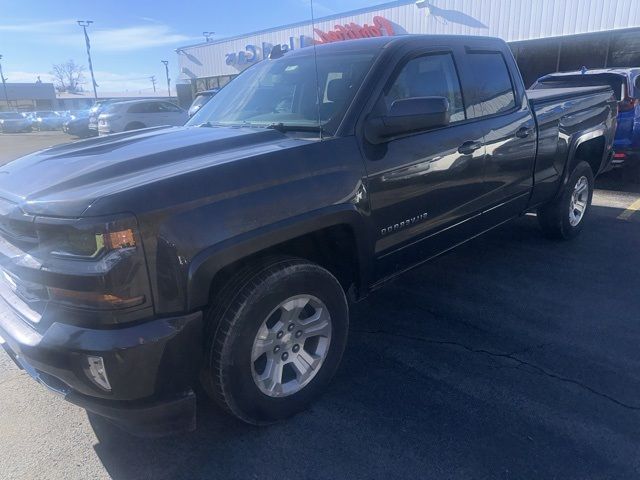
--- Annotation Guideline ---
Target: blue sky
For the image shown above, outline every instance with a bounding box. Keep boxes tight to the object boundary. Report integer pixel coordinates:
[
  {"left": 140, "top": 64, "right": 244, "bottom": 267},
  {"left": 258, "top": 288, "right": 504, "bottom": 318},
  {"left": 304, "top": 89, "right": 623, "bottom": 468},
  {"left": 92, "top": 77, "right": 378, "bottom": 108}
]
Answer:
[{"left": 0, "top": 0, "right": 376, "bottom": 93}]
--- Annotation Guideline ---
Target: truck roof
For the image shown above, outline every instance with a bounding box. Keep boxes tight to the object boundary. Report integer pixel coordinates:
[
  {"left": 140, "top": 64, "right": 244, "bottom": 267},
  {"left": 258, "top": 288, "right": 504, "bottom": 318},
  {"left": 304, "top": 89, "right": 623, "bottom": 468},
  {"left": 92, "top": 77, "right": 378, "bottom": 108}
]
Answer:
[{"left": 285, "top": 34, "right": 508, "bottom": 57}]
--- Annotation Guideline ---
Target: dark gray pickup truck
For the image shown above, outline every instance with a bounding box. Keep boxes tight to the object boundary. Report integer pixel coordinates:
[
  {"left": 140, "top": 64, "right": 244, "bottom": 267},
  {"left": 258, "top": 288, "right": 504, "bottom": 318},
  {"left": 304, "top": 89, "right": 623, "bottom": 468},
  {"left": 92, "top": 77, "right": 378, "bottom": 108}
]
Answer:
[{"left": 0, "top": 35, "right": 616, "bottom": 436}]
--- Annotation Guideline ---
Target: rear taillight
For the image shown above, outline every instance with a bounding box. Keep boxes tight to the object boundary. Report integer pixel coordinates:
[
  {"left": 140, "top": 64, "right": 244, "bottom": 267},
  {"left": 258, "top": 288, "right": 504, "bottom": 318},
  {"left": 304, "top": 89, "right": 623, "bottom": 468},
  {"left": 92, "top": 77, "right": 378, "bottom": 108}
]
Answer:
[{"left": 618, "top": 98, "right": 639, "bottom": 112}]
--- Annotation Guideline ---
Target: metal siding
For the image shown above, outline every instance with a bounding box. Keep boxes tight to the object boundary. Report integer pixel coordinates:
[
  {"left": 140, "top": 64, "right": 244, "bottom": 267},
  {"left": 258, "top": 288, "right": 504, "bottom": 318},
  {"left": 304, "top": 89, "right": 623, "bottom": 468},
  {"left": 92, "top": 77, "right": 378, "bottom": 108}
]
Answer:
[{"left": 178, "top": 0, "right": 640, "bottom": 79}]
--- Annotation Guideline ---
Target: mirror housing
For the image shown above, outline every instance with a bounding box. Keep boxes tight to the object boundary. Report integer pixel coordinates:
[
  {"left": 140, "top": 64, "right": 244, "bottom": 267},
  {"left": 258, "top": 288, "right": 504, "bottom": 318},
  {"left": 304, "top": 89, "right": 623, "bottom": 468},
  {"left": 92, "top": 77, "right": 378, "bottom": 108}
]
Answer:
[{"left": 365, "top": 96, "right": 451, "bottom": 144}]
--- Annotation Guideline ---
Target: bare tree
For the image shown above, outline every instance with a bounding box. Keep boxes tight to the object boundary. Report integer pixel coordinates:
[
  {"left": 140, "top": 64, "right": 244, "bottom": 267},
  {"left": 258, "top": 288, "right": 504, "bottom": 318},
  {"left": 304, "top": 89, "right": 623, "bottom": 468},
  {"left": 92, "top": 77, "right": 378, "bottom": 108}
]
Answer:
[{"left": 50, "top": 60, "right": 85, "bottom": 93}]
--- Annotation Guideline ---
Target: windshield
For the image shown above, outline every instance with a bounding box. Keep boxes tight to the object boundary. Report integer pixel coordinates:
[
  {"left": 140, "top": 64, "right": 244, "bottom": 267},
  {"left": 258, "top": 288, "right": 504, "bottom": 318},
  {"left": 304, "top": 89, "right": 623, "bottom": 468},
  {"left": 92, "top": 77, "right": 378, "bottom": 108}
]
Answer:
[
  {"left": 187, "top": 52, "right": 375, "bottom": 133},
  {"left": 534, "top": 74, "right": 627, "bottom": 100}
]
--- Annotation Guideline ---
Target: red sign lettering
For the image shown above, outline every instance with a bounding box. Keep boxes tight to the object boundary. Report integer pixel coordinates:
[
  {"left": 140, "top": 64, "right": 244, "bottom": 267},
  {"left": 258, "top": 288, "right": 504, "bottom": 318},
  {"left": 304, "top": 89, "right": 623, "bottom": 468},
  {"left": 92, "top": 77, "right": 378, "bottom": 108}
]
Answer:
[{"left": 313, "top": 16, "right": 395, "bottom": 44}]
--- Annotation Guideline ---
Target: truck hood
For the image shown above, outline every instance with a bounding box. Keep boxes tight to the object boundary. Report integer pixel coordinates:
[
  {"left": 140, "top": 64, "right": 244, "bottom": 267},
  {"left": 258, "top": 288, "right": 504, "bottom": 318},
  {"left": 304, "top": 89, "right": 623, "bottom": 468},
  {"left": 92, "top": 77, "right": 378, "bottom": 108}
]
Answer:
[{"left": 0, "top": 126, "right": 302, "bottom": 217}]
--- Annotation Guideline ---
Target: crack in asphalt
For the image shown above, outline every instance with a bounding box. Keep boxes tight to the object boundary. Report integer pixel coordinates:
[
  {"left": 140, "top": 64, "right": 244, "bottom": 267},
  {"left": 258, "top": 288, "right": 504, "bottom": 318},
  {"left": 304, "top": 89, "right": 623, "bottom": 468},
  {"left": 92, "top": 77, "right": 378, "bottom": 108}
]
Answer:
[{"left": 351, "top": 328, "right": 640, "bottom": 411}]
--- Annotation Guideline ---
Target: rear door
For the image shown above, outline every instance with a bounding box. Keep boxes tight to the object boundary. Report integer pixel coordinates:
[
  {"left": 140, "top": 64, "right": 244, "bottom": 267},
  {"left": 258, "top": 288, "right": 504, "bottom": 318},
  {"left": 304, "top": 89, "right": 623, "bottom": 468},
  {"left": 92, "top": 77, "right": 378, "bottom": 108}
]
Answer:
[
  {"left": 158, "top": 102, "right": 188, "bottom": 126},
  {"left": 458, "top": 47, "right": 536, "bottom": 216},
  {"left": 363, "top": 47, "right": 488, "bottom": 280}
]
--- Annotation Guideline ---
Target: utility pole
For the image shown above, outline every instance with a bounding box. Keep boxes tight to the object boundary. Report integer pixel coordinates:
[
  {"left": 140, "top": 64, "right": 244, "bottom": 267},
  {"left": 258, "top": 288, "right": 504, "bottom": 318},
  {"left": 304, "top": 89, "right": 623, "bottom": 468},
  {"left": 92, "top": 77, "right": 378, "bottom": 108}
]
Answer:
[
  {"left": 77, "top": 20, "right": 98, "bottom": 100},
  {"left": 161, "top": 60, "right": 171, "bottom": 99},
  {"left": 150, "top": 75, "right": 157, "bottom": 93},
  {"left": 203, "top": 31, "right": 215, "bottom": 42},
  {"left": 0, "top": 55, "right": 10, "bottom": 110}
]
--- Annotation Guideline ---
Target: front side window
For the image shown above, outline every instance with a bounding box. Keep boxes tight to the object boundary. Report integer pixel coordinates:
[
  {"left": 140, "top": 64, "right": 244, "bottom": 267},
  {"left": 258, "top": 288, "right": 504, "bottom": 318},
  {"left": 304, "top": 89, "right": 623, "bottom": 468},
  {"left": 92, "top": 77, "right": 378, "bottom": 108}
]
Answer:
[
  {"left": 158, "top": 103, "right": 182, "bottom": 112},
  {"left": 383, "top": 53, "right": 466, "bottom": 123},
  {"left": 465, "top": 52, "right": 516, "bottom": 118}
]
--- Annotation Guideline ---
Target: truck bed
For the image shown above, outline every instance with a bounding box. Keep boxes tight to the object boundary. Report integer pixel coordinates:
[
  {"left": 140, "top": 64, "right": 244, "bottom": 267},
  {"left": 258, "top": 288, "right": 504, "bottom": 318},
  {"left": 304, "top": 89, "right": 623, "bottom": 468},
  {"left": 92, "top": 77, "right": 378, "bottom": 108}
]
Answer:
[{"left": 526, "top": 85, "right": 613, "bottom": 106}]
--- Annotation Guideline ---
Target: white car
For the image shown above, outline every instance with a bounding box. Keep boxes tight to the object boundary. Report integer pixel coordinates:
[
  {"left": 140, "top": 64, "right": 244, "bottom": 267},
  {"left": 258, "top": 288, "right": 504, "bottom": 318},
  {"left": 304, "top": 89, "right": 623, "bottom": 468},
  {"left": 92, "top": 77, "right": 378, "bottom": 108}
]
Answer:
[{"left": 98, "top": 100, "right": 189, "bottom": 135}]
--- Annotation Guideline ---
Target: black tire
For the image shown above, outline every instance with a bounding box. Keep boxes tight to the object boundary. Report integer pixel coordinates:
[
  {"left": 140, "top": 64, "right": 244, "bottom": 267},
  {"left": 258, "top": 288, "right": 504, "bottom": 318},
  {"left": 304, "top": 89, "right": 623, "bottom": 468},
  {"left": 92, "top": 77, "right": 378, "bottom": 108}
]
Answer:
[
  {"left": 124, "top": 122, "right": 145, "bottom": 131},
  {"left": 200, "top": 256, "right": 348, "bottom": 424},
  {"left": 537, "top": 160, "right": 594, "bottom": 240}
]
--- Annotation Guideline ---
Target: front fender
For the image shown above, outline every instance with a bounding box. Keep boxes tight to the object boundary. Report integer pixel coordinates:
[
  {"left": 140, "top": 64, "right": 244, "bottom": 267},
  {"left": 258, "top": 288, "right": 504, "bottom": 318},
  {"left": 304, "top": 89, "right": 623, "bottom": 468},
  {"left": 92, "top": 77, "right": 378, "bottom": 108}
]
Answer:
[{"left": 186, "top": 204, "right": 372, "bottom": 310}]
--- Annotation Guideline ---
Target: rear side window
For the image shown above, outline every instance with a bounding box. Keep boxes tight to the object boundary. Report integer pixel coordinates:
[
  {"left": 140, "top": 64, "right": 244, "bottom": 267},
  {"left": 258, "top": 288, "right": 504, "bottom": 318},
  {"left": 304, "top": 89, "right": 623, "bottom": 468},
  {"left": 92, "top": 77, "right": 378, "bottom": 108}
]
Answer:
[
  {"left": 465, "top": 52, "right": 516, "bottom": 118},
  {"left": 384, "top": 53, "right": 466, "bottom": 123},
  {"left": 127, "top": 103, "right": 150, "bottom": 114}
]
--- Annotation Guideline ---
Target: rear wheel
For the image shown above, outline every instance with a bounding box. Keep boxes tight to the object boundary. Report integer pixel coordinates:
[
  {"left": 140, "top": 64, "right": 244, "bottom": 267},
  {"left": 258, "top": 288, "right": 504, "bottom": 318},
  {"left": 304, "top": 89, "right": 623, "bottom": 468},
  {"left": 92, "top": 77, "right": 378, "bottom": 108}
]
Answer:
[
  {"left": 537, "top": 161, "right": 594, "bottom": 240},
  {"left": 200, "top": 257, "right": 348, "bottom": 424}
]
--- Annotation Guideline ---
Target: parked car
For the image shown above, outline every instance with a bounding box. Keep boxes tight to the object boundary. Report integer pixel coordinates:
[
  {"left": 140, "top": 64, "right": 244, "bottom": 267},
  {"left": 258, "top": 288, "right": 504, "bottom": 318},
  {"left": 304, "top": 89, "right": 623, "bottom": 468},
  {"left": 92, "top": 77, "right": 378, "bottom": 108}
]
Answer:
[
  {"left": 532, "top": 68, "right": 639, "bottom": 176},
  {"left": 88, "top": 100, "right": 120, "bottom": 134},
  {"left": 32, "top": 111, "right": 66, "bottom": 131},
  {"left": 0, "top": 112, "right": 32, "bottom": 133},
  {"left": 98, "top": 99, "right": 189, "bottom": 135},
  {"left": 188, "top": 88, "right": 220, "bottom": 117},
  {"left": 62, "top": 110, "right": 92, "bottom": 138},
  {"left": 0, "top": 35, "right": 616, "bottom": 437}
]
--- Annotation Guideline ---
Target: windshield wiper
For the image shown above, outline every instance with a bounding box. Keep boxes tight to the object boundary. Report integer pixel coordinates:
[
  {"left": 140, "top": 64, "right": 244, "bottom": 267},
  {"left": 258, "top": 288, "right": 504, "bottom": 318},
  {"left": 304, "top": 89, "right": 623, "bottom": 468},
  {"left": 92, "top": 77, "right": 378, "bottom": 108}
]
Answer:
[
  {"left": 197, "top": 121, "right": 225, "bottom": 128},
  {"left": 265, "top": 123, "right": 322, "bottom": 133}
]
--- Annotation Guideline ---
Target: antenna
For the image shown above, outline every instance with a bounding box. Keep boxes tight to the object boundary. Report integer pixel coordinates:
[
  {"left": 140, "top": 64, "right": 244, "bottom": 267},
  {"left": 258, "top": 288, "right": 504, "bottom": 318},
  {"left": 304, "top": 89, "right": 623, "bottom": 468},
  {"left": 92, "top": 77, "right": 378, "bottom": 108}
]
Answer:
[{"left": 309, "top": 0, "right": 323, "bottom": 141}]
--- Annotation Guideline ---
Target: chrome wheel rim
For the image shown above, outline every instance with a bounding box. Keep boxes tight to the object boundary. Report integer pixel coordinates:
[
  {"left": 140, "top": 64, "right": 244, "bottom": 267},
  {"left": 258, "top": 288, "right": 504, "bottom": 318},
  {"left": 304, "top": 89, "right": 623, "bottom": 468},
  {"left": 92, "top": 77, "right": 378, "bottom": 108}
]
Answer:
[
  {"left": 251, "top": 294, "right": 332, "bottom": 398},
  {"left": 569, "top": 175, "right": 589, "bottom": 227}
]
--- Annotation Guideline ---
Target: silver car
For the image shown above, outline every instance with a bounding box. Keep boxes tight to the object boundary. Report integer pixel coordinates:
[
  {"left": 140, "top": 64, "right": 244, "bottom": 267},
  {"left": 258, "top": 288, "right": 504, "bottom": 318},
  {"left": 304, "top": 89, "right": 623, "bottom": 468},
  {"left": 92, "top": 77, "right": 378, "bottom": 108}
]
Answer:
[
  {"left": 0, "top": 112, "right": 32, "bottom": 133},
  {"left": 98, "top": 100, "right": 188, "bottom": 136}
]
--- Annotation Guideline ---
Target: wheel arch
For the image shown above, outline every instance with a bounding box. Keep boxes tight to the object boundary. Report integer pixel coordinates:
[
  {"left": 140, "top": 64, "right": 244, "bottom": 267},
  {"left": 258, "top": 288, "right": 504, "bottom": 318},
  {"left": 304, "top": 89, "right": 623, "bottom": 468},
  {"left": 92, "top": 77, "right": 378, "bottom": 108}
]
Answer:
[
  {"left": 186, "top": 205, "right": 372, "bottom": 311},
  {"left": 566, "top": 128, "right": 609, "bottom": 178}
]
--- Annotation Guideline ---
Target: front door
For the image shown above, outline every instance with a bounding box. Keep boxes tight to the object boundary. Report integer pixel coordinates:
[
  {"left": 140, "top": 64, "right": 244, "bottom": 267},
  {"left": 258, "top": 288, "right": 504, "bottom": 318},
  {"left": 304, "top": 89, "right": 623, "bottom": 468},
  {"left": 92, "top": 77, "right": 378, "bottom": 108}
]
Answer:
[{"left": 363, "top": 50, "right": 488, "bottom": 281}]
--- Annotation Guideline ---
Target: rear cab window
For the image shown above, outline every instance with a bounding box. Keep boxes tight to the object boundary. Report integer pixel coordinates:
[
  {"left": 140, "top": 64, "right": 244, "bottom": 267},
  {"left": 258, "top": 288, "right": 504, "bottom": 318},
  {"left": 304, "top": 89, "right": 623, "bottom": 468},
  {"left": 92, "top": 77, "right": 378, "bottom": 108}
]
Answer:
[{"left": 463, "top": 51, "right": 516, "bottom": 118}]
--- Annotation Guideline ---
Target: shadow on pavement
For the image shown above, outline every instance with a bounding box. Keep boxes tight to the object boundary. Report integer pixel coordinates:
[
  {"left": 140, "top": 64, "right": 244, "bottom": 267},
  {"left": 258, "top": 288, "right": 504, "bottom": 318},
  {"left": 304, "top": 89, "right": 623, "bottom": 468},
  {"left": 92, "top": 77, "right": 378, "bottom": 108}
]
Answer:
[
  {"left": 596, "top": 168, "right": 640, "bottom": 194},
  {"left": 90, "top": 210, "right": 640, "bottom": 480}
]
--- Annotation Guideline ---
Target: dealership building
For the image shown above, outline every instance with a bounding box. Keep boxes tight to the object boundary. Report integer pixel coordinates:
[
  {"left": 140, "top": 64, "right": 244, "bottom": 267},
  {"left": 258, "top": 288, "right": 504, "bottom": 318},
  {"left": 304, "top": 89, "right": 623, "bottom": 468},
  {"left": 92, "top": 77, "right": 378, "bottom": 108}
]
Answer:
[{"left": 176, "top": 0, "right": 640, "bottom": 92}]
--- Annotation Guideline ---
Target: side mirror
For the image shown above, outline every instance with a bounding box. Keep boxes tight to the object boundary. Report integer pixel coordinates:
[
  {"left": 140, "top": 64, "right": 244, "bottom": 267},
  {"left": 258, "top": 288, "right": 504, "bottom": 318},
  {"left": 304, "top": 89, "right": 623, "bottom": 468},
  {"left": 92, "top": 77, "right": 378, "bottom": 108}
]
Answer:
[{"left": 365, "top": 96, "right": 451, "bottom": 144}]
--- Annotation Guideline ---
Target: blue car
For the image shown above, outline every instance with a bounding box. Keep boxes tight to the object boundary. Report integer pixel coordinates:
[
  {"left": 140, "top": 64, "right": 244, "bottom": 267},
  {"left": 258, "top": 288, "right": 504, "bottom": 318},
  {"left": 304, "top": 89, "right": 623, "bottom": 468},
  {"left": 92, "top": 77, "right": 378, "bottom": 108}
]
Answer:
[{"left": 532, "top": 68, "right": 640, "bottom": 174}]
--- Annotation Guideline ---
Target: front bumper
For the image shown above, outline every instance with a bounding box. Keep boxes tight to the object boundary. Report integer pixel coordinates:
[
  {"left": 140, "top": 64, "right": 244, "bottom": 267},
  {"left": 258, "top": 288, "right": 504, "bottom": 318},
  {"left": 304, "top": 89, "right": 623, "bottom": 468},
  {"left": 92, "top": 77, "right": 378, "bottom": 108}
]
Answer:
[{"left": 0, "top": 305, "right": 203, "bottom": 437}]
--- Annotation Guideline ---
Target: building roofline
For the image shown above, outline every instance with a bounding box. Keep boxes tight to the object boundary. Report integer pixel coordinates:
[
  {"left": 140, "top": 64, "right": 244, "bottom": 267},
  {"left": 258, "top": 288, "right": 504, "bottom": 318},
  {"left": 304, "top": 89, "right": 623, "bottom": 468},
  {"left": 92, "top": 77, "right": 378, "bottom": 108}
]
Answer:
[{"left": 177, "top": 0, "right": 417, "bottom": 50}]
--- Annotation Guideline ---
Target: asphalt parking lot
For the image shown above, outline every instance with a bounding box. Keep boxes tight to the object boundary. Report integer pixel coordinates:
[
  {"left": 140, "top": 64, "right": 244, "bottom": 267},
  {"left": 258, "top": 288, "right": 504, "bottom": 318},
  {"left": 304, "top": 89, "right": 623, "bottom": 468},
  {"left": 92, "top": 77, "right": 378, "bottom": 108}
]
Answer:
[{"left": 1, "top": 132, "right": 640, "bottom": 479}]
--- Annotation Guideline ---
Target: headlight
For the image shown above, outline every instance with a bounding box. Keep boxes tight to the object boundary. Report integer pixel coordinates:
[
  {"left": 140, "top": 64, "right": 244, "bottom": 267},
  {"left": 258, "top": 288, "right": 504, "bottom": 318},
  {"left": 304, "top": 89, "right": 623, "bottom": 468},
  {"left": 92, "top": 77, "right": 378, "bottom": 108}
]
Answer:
[
  {"left": 47, "top": 228, "right": 136, "bottom": 259},
  {"left": 29, "top": 214, "right": 149, "bottom": 311},
  {"left": 35, "top": 215, "right": 137, "bottom": 260}
]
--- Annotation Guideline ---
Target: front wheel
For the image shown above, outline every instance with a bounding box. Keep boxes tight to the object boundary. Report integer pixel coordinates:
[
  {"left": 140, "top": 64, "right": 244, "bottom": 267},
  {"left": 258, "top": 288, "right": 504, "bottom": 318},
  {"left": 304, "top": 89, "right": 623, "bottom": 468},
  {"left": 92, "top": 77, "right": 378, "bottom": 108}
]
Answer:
[
  {"left": 201, "top": 257, "right": 348, "bottom": 424},
  {"left": 537, "top": 161, "right": 594, "bottom": 240}
]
